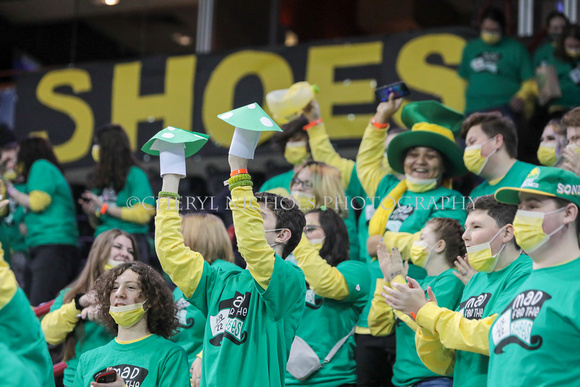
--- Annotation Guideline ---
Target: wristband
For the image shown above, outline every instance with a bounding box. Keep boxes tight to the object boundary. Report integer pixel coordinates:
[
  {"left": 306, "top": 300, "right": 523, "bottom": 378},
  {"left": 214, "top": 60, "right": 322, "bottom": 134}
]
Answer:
[
  {"left": 228, "top": 180, "right": 253, "bottom": 191},
  {"left": 371, "top": 118, "right": 389, "bottom": 129},
  {"left": 224, "top": 174, "right": 251, "bottom": 187},
  {"left": 73, "top": 293, "right": 85, "bottom": 311},
  {"left": 99, "top": 203, "right": 108, "bottom": 215},
  {"left": 410, "top": 312, "right": 417, "bottom": 320},
  {"left": 7, "top": 186, "right": 17, "bottom": 197},
  {"left": 230, "top": 169, "right": 249, "bottom": 177},
  {"left": 303, "top": 118, "right": 322, "bottom": 131},
  {"left": 158, "top": 191, "right": 181, "bottom": 200}
]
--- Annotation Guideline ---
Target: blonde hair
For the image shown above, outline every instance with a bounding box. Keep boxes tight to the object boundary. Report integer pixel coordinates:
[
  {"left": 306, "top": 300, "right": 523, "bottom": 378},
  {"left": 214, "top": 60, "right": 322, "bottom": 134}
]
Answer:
[
  {"left": 181, "top": 213, "right": 234, "bottom": 263},
  {"left": 294, "top": 161, "right": 348, "bottom": 217}
]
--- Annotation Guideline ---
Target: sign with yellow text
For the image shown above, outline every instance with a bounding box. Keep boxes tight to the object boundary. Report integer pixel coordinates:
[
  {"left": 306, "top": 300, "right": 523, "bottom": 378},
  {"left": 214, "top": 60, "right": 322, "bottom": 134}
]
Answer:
[{"left": 14, "top": 27, "right": 475, "bottom": 167}]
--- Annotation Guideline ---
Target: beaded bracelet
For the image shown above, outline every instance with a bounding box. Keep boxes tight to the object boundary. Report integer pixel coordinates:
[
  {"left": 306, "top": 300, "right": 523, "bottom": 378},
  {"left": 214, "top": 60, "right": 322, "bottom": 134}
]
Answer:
[
  {"left": 228, "top": 180, "right": 253, "bottom": 191},
  {"left": 158, "top": 191, "right": 181, "bottom": 200}
]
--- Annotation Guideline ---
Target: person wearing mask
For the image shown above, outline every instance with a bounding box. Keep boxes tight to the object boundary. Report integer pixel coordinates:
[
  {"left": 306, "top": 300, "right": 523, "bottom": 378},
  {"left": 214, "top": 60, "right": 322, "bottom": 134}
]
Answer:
[
  {"left": 368, "top": 217, "right": 466, "bottom": 387},
  {"left": 286, "top": 207, "right": 370, "bottom": 385},
  {"left": 561, "top": 107, "right": 580, "bottom": 176},
  {"left": 462, "top": 111, "right": 535, "bottom": 198},
  {"left": 155, "top": 149, "right": 307, "bottom": 386},
  {"left": 381, "top": 195, "right": 532, "bottom": 387},
  {"left": 458, "top": 6, "right": 536, "bottom": 121},
  {"left": 74, "top": 261, "right": 190, "bottom": 386},
  {"left": 532, "top": 11, "right": 570, "bottom": 68},
  {"left": 537, "top": 119, "right": 567, "bottom": 167},
  {"left": 0, "top": 238, "right": 55, "bottom": 386},
  {"left": 41, "top": 229, "right": 137, "bottom": 387},
  {"left": 487, "top": 167, "right": 580, "bottom": 385},
  {"left": 5, "top": 137, "right": 80, "bottom": 306},
  {"left": 544, "top": 24, "right": 580, "bottom": 115},
  {"left": 80, "top": 124, "right": 155, "bottom": 265}
]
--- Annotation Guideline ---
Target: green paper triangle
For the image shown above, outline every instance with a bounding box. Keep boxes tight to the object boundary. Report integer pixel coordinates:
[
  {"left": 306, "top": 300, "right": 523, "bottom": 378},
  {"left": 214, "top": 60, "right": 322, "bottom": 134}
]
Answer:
[
  {"left": 141, "top": 126, "right": 209, "bottom": 157},
  {"left": 217, "top": 103, "right": 282, "bottom": 132}
]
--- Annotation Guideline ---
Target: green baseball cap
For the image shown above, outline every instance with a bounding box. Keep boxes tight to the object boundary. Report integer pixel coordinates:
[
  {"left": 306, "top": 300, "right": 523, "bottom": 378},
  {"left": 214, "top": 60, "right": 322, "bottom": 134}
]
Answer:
[
  {"left": 495, "top": 166, "right": 580, "bottom": 208},
  {"left": 401, "top": 100, "right": 464, "bottom": 136}
]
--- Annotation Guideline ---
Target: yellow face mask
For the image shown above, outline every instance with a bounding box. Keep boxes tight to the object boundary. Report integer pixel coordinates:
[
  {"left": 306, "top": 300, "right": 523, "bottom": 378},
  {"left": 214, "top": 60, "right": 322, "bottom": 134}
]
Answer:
[
  {"left": 411, "top": 240, "right": 434, "bottom": 268},
  {"left": 536, "top": 142, "right": 558, "bottom": 166},
  {"left": 405, "top": 174, "right": 438, "bottom": 193},
  {"left": 466, "top": 227, "right": 505, "bottom": 273},
  {"left": 3, "top": 170, "right": 16, "bottom": 181},
  {"left": 91, "top": 144, "right": 100, "bottom": 163},
  {"left": 567, "top": 143, "right": 580, "bottom": 157},
  {"left": 104, "top": 259, "right": 123, "bottom": 271},
  {"left": 463, "top": 137, "right": 497, "bottom": 175},
  {"left": 109, "top": 300, "right": 147, "bottom": 328},
  {"left": 566, "top": 48, "right": 580, "bottom": 58},
  {"left": 291, "top": 191, "right": 316, "bottom": 213},
  {"left": 513, "top": 209, "right": 565, "bottom": 253},
  {"left": 481, "top": 31, "right": 502, "bottom": 45},
  {"left": 284, "top": 141, "right": 309, "bottom": 166}
]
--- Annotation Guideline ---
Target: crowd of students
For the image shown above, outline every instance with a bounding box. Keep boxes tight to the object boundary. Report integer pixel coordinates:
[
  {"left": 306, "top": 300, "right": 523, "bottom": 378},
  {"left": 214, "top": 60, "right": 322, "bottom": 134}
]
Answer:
[{"left": 1, "top": 6, "right": 580, "bottom": 386}]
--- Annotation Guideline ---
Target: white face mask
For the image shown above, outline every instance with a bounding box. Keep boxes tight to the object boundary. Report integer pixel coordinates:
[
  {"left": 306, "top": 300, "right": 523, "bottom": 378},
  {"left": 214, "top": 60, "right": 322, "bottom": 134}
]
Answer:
[{"left": 308, "top": 237, "right": 326, "bottom": 245}]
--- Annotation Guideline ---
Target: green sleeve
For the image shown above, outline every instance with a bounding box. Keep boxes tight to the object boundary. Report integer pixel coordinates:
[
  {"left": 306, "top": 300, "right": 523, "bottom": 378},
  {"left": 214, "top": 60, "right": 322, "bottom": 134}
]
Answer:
[
  {"left": 27, "top": 160, "right": 55, "bottom": 196},
  {"left": 125, "top": 167, "right": 155, "bottom": 208},
  {"left": 73, "top": 353, "right": 85, "bottom": 387},
  {"left": 159, "top": 347, "right": 190, "bottom": 387},
  {"left": 430, "top": 272, "right": 465, "bottom": 312},
  {"left": 338, "top": 260, "right": 371, "bottom": 304},
  {"left": 458, "top": 43, "right": 471, "bottom": 80}
]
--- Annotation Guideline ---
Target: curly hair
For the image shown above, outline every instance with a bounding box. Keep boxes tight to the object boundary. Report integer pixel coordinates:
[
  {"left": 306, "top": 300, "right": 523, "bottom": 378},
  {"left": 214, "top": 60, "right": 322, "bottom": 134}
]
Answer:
[
  {"left": 93, "top": 124, "right": 137, "bottom": 192},
  {"left": 92, "top": 262, "right": 179, "bottom": 339},
  {"left": 426, "top": 218, "right": 467, "bottom": 266}
]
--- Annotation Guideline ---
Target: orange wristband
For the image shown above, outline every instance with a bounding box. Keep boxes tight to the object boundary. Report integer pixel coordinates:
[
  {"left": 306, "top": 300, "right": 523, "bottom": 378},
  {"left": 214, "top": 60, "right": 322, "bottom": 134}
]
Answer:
[
  {"left": 371, "top": 118, "right": 389, "bottom": 129},
  {"left": 410, "top": 312, "right": 417, "bottom": 320},
  {"left": 303, "top": 119, "right": 322, "bottom": 131},
  {"left": 230, "top": 169, "right": 249, "bottom": 177},
  {"left": 100, "top": 203, "right": 108, "bottom": 215}
]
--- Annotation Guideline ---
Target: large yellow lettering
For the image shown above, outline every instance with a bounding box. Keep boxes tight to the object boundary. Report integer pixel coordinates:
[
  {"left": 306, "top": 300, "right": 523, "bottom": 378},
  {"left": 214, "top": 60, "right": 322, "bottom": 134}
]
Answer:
[
  {"left": 112, "top": 55, "right": 195, "bottom": 149},
  {"left": 203, "top": 51, "right": 293, "bottom": 147},
  {"left": 36, "top": 69, "right": 94, "bottom": 163},
  {"left": 306, "top": 42, "right": 383, "bottom": 138},
  {"left": 396, "top": 33, "right": 467, "bottom": 127}
]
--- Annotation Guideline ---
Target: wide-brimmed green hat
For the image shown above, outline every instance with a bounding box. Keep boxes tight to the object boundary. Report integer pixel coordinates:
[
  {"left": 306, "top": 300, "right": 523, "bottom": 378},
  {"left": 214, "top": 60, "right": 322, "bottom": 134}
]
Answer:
[
  {"left": 495, "top": 166, "right": 580, "bottom": 208},
  {"left": 387, "top": 101, "right": 467, "bottom": 178},
  {"left": 401, "top": 100, "right": 464, "bottom": 136}
]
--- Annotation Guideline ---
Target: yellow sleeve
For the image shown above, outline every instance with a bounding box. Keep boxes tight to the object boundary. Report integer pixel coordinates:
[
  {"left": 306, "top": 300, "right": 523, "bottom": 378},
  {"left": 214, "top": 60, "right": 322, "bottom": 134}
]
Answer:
[
  {"left": 120, "top": 206, "right": 155, "bottom": 225},
  {"left": 383, "top": 231, "right": 421, "bottom": 262},
  {"left": 415, "top": 301, "right": 497, "bottom": 355},
  {"left": 355, "top": 123, "right": 389, "bottom": 198},
  {"left": 292, "top": 233, "right": 349, "bottom": 300},
  {"left": 155, "top": 198, "right": 205, "bottom": 298},
  {"left": 29, "top": 190, "right": 52, "bottom": 212},
  {"left": 307, "top": 123, "right": 355, "bottom": 190},
  {"left": 41, "top": 301, "right": 80, "bottom": 345},
  {"left": 415, "top": 325, "right": 455, "bottom": 375},
  {"left": 515, "top": 78, "right": 539, "bottom": 100},
  {"left": 0, "top": 245, "right": 17, "bottom": 310},
  {"left": 368, "top": 278, "right": 395, "bottom": 336},
  {"left": 230, "top": 186, "right": 274, "bottom": 290}
]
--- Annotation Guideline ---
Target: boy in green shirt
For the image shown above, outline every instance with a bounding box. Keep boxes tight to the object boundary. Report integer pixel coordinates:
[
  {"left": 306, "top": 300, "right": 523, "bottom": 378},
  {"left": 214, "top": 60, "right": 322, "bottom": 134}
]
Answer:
[{"left": 489, "top": 167, "right": 580, "bottom": 385}]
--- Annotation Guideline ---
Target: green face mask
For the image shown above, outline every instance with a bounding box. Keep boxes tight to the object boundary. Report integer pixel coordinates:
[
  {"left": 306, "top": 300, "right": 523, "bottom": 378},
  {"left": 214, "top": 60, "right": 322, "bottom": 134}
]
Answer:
[
  {"left": 109, "top": 300, "right": 147, "bottom": 328},
  {"left": 284, "top": 141, "right": 309, "bottom": 165}
]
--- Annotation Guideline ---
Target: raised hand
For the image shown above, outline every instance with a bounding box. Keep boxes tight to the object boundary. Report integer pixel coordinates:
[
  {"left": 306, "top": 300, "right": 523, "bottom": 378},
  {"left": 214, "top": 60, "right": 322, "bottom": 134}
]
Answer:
[{"left": 453, "top": 254, "right": 477, "bottom": 285}]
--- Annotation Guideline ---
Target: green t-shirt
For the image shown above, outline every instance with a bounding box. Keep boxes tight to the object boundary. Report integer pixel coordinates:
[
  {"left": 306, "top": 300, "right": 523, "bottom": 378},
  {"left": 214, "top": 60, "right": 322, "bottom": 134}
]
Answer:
[
  {"left": 458, "top": 37, "right": 534, "bottom": 113},
  {"left": 259, "top": 169, "right": 295, "bottom": 195},
  {"left": 285, "top": 260, "right": 371, "bottom": 386},
  {"left": 488, "top": 257, "right": 580, "bottom": 386},
  {"left": 546, "top": 55, "right": 580, "bottom": 109},
  {"left": 533, "top": 42, "right": 555, "bottom": 68},
  {"left": 393, "top": 269, "right": 464, "bottom": 386},
  {"left": 50, "top": 288, "right": 114, "bottom": 387},
  {"left": 0, "top": 342, "right": 42, "bottom": 385},
  {"left": 469, "top": 160, "right": 536, "bottom": 199},
  {"left": 25, "top": 159, "right": 78, "bottom": 247},
  {"left": 94, "top": 166, "right": 154, "bottom": 236},
  {"left": 0, "top": 287, "right": 55, "bottom": 386},
  {"left": 357, "top": 258, "right": 426, "bottom": 330},
  {"left": 375, "top": 175, "right": 467, "bottom": 233},
  {"left": 453, "top": 255, "right": 532, "bottom": 387},
  {"left": 74, "top": 334, "right": 189, "bottom": 387},
  {"left": 189, "top": 254, "right": 306, "bottom": 387}
]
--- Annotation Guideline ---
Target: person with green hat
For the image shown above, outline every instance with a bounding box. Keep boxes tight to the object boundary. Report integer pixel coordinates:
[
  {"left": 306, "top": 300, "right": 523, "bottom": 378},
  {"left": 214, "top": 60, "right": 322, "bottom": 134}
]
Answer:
[
  {"left": 357, "top": 97, "right": 468, "bottom": 262},
  {"left": 380, "top": 194, "right": 532, "bottom": 387},
  {"left": 487, "top": 166, "right": 580, "bottom": 385},
  {"left": 462, "top": 111, "right": 535, "bottom": 198}
]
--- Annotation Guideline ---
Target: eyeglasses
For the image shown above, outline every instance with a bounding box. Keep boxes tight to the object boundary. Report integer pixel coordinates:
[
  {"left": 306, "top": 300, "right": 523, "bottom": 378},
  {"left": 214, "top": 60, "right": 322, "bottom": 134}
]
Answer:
[
  {"left": 304, "top": 225, "right": 322, "bottom": 233},
  {"left": 291, "top": 177, "right": 313, "bottom": 189}
]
